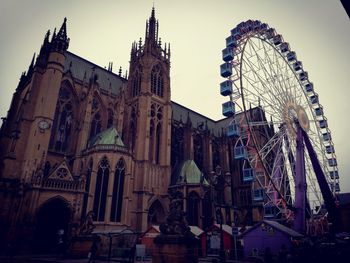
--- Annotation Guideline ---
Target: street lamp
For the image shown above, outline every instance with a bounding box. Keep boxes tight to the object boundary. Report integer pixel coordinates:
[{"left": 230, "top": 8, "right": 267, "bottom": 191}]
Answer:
[{"left": 209, "top": 165, "right": 231, "bottom": 263}]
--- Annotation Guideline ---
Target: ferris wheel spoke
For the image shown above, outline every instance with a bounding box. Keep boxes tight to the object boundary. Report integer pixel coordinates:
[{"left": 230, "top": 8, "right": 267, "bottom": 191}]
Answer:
[
  {"left": 247, "top": 39, "right": 288, "bottom": 109},
  {"left": 260, "top": 42, "right": 294, "bottom": 107},
  {"left": 244, "top": 38, "right": 286, "bottom": 104},
  {"left": 241, "top": 56, "right": 286, "bottom": 118},
  {"left": 273, "top": 50, "right": 301, "bottom": 104}
]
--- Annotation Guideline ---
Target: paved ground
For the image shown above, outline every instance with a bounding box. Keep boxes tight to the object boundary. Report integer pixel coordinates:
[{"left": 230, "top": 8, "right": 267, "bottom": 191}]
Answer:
[{"left": 0, "top": 255, "right": 241, "bottom": 263}]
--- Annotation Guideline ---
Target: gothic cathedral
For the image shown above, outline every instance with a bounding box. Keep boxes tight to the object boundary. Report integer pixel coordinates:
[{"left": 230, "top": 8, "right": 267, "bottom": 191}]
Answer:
[{"left": 0, "top": 8, "right": 263, "bottom": 249}]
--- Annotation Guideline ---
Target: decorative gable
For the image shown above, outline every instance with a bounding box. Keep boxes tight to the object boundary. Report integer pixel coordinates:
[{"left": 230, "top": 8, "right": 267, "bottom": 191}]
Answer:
[{"left": 48, "top": 161, "right": 74, "bottom": 181}]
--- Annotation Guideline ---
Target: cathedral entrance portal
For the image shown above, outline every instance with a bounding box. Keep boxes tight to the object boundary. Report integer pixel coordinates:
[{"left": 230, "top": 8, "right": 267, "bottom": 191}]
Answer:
[
  {"left": 34, "top": 197, "right": 71, "bottom": 252},
  {"left": 148, "top": 200, "right": 165, "bottom": 226}
]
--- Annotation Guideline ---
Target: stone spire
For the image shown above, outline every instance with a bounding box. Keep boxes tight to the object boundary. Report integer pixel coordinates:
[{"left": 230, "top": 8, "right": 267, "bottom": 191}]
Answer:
[{"left": 51, "top": 18, "right": 70, "bottom": 52}]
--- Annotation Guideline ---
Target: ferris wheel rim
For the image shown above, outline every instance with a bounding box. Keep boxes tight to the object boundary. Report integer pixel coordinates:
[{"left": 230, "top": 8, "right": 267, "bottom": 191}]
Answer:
[{"left": 221, "top": 20, "right": 340, "bottom": 217}]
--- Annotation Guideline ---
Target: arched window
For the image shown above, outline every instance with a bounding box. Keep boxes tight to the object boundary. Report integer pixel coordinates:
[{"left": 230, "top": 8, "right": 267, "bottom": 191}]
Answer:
[
  {"left": 129, "top": 105, "right": 137, "bottom": 152},
  {"left": 49, "top": 86, "right": 74, "bottom": 153},
  {"left": 110, "top": 159, "right": 125, "bottom": 222},
  {"left": 93, "top": 157, "right": 109, "bottom": 221},
  {"left": 156, "top": 123, "right": 161, "bottom": 164},
  {"left": 194, "top": 133, "right": 203, "bottom": 171},
  {"left": 151, "top": 65, "right": 164, "bottom": 97},
  {"left": 149, "top": 103, "right": 163, "bottom": 164},
  {"left": 131, "top": 69, "right": 142, "bottom": 98},
  {"left": 81, "top": 159, "right": 93, "bottom": 220},
  {"left": 149, "top": 120, "right": 155, "bottom": 161},
  {"left": 171, "top": 124, "right": 184, "bottom": 167},
  {"left": 187, "top": 191, "right": 200, "bottom": 226},
  {"left": 89, "top": 97, "right": 102, "bottom": 139},
  {"left": 202, "top": 191, "right": 212, "bottom": 229},
  {"left": 107, "top": 108, "right": 114, "bottom": 128},
  {"left": 212, "top": 138, "right": 221, "bottom": 169},
  {"left": 148, "top": 200, "right": 165, "bottom": 225},
  {"left": 43, "top": 161, "right": 51, "bottom": 177}
]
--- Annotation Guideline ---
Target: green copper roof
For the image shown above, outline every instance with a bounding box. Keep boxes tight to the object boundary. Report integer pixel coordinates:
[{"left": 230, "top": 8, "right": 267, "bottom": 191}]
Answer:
[
  {"left": 171, "top": 160, "right": 209, "bottom": 186},
  {"left": 88, "top": 128, "right": 125, "bottom": 148}
]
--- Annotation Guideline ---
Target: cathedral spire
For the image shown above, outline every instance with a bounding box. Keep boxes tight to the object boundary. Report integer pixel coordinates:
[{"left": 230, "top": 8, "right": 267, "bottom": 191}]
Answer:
[
  {"left": 37, "top": 30, "right": 51, "bottom": 68},
  {"left": 145, "top": 7, "right": 158, "bottom": 45},
  {"left": 51, "top": 18, "right": 70, "bottom": 52},
  {"left": 27, "top": 53, "right": 36, "bottom": 77}
]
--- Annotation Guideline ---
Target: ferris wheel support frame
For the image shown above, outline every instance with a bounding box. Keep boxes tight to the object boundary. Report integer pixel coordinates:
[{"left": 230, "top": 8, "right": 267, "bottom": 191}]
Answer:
[{"left": 302, "top": 126, "right": 341, "bottom": 233}]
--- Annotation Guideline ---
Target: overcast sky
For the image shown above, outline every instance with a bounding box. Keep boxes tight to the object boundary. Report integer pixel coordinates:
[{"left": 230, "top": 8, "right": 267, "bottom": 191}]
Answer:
[{"left": 0, "top": 0, "right": 349, "bottom": 192}]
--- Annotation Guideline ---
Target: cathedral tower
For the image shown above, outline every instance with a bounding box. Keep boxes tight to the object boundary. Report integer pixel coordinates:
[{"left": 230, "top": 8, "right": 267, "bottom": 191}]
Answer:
[{"left": 124, "top": 8, "right": 172, "bottom": 231}]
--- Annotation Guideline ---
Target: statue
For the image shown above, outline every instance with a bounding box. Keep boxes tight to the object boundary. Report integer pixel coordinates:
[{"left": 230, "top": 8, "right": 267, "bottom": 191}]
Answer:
[
  {"left": 79, "top": 211, "right": 95, "bottom": 235},
  {"left": 159, "top": 190, "right": 192, "bottom": 236}
]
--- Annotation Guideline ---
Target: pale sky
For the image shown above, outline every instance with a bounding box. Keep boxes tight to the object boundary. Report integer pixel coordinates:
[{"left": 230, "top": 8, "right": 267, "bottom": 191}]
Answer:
[{"left": 0, "top": 0, "right": 349, "bottom": 192}]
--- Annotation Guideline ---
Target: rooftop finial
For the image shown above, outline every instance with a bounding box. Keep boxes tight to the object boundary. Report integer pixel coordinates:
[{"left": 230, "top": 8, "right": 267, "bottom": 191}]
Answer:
[
  {"left": 51, "top": 17, "right": 69, "bottom": 52},
  {"left": 151, "top": 6, "right": 155, "bottom": 19}
]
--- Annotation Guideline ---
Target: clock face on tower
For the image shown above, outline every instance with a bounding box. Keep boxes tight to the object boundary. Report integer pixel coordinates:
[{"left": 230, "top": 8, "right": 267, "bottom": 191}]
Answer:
[{"left": 38, "top": 120, "right": 50, "bottom": 130}]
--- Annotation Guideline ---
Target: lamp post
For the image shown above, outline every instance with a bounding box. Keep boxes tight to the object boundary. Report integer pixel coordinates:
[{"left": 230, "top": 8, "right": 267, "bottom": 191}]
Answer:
[{"left": 209, "top": 165, "right": 231, "bottom": 263}]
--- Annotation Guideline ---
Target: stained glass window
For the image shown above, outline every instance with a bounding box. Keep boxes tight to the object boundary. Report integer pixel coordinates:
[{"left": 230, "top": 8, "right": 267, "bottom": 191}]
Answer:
[
  {"left": 93, "top": 157, "right": 109, "bottom": 221},
  {"left": 110, "top": 159, "right": 125, "bottom": 222},
  {"left": 49, "top": 86, "right": 74, "bottom": 153}
]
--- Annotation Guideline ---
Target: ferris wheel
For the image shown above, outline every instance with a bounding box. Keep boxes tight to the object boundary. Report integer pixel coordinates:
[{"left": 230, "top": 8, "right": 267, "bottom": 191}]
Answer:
[{"left": 219, "top": 20, "right": 340, "bottom": 230}]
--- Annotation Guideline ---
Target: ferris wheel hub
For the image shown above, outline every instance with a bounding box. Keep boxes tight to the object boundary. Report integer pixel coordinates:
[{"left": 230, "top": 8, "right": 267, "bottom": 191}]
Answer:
[{"left": 283, "top": 101, "right": 310, "bottom": 136}]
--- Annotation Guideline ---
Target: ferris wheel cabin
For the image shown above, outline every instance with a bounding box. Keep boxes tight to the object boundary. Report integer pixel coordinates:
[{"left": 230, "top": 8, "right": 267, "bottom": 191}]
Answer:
[
  {"left": 328, "top": 157, "right": 337, "bottom": 167},
  {"left": 315, "top": 106, "right": 323, "bottom": 116},
  {"left": 265, "top": 28, "right": 276, "bottom": 39},
  {"left": 326, "top": 145, "right": 334, "bottom": 154},
  {"left": 319, "top": 119, "right": 328, "bottom": 129},
  {"left": 305, "top": 82, "right": 314, "bottom": 93},
  {"left": 330, "top": 170, "right": 339, "bottom": 179},
  {"left": 293, "top": 61, "right": 303, "bottom": 72},
  {"left": 222, "top": 47, "right": 234, "bottom": 62},
  {"left": 323, "top": 132, "right": 331, "bottom": 141},
  {"left": 226, "top": 35, "right": 238, "bottom": 48},
  {"left": 243, "top": 168, "right": 254, "bottom": 182},
  {"left": 253, "top": 189, "right": 264, "bottom": 202},
  {"left": 287, "top": 51, "right": 296, "bottom": 62},
  {"left": 310, "top": 94, "right": 319, "bottom": 104},
  {"left": 273, "top": 34, "right": 282, "bottom": 46},
  {"left": 220, "top": 62, "right": 232, "bottom": 78},
  {"left": 222, "top": 101, "right": 235, "bottom": 117},
  {"left": 330, "top": 182, "right": 340, "bottom": 192},
  {"left": 220, "top": 80, "right": 233, "bottom": 96},
  {"left": 227, "top": 123, "right": 240, "bottom": 138},
  {"left": 234, "top": 145, "right": 247, "bottom": 160},
  {"left": 299, "top": 71, "right": 308, "bottom": 82},
  {"left": 279, "top": 42, "right": 290, "bottom": 53}
]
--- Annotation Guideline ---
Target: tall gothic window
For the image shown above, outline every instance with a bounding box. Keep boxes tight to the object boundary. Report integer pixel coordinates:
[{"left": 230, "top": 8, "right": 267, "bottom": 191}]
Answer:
[
  {"left": 149, "top": 120, "right": 155, "bottom": 161},
  {"left": 202, "top": 191, "right": 212, "bottom": 229},
  {"left": 81, "top": 159, "right": 93, "bottom": 220},
  {"left": 151, "top": 65, "right": 164, "bottom": 97},
  {"left": 131, "top": 69, "right": 142, "bottom": 98},
  {"left": 149, "top": 103, "right": 162, "bottom": 164},
  {"left": 187, "top": 191, "right": 200, "bottom": 226},
  {"left": 49, "top": 85, "right": 74, "bottom": 153},
  {"left": 89, "top": 97, "right": 102, "bottom": 139},
  {"left": 129, "top": 105, "right": 137, "bottom": 152},
  {"left": 110, "top": 159, "right": 125, "bottom": 222},
  {"left": 156, "top": 123, "right": 161, "bottom": 164},
  {"left": 212, "top": 138, "right": 221, "bottom": 170},
  {"left": 171, "top": 124, "right": 184, "bottom": 167},
  {"left": 107, "top": 108, "right": 114, "bottom": 128},
  {"left": 93, "top": 157, "right": 109, "bottom": 221},
  {"left": 194, "top": 133, "right": 203, "bottom": 171}
]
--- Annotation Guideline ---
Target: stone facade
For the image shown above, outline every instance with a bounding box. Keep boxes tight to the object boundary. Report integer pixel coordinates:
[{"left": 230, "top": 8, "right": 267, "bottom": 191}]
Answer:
[{"left": 0, "top": 8, "right": 267, "bottom": 250}]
